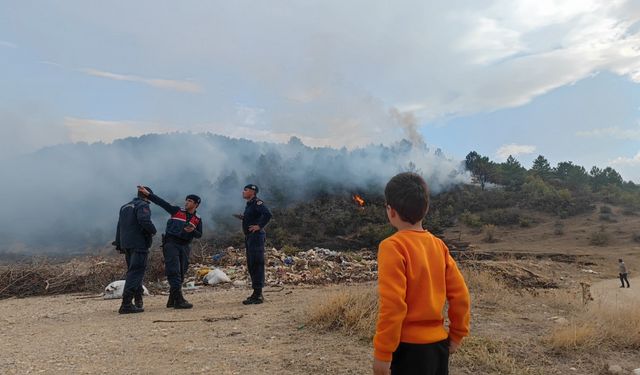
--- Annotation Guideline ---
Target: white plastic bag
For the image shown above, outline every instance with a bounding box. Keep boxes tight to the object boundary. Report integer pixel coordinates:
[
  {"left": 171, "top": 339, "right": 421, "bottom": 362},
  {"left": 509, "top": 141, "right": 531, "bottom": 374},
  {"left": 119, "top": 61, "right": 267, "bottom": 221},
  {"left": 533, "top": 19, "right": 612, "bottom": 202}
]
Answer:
[
  {"left": 103, "top": 280, "right": 149, "bottom": 299},
  {"left": 203, "top": 268, "right": 231, "bottom": 285}
]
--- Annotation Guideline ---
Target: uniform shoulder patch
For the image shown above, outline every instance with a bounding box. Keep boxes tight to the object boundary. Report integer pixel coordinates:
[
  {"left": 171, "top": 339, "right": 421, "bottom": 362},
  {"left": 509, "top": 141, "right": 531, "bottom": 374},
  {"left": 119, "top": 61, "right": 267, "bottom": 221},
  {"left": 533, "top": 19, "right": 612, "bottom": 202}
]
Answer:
[{"left": 257, "top": 200, "right": 263, "bottom": 205}]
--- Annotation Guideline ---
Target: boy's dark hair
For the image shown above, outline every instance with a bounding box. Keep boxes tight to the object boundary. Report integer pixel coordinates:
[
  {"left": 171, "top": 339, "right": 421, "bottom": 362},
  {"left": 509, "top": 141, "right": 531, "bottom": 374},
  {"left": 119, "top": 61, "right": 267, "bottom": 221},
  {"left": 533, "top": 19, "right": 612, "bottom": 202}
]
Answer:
[{"left": 384, "top": 172, "right": 430, "bottom": 224}]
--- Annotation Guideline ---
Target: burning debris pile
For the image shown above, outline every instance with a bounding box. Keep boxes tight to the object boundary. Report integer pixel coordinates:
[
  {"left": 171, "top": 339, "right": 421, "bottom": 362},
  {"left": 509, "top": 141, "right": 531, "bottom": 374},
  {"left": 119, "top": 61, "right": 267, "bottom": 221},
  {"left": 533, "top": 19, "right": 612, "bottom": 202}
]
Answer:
[{"left": 191, "top": 247, "right": 378, "bottom": 286}]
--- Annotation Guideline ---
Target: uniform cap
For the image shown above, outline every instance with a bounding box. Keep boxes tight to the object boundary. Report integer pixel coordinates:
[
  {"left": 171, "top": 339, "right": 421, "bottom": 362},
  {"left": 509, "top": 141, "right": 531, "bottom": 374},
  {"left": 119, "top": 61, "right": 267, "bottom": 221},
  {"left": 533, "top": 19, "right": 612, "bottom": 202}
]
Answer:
[
  {"left": 186, "top": 194, "right": 201, "bottom": 205},
  {"left": 244, "top": 184, "right": 259, "bottom": 193}
]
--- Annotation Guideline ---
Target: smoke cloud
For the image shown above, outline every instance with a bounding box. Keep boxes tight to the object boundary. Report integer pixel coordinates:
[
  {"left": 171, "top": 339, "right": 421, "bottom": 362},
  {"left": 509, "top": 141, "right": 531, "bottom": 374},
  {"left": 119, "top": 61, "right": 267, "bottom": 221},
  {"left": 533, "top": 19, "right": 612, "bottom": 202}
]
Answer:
[{"left": 0, "top": 134, "right": 468, "bottom": 254}]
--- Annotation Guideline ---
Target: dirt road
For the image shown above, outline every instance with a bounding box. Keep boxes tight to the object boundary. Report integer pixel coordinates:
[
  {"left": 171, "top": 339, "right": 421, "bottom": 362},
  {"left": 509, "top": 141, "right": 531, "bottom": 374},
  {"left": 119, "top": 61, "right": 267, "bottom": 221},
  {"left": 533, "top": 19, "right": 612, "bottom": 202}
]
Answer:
[
  {"left": 0, "top": 285, "right": 371, "bottom": 375},
  {"left": 591, "top": 276, "right": 639, "bottom": 308}
]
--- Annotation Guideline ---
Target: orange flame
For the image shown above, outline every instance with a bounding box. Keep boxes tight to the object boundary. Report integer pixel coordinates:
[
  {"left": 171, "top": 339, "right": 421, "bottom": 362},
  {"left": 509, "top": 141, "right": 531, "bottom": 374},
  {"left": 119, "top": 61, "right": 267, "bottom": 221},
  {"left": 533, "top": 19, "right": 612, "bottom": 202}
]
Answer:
[{"left": 353, "top": 194, "right": 365, "bottom": 207}]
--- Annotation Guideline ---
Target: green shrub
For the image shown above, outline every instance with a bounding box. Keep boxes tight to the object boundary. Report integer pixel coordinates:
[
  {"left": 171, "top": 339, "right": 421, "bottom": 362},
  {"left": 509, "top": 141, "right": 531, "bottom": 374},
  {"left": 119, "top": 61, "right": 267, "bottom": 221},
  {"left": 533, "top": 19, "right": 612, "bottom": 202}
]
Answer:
[
  {"left": 519, "top": 217, "right": 532, "bottom": 228},
  {"left": 479, "top": 208, "right": 521, "bottom": 226},
  {"left": 589, "top": 226, "right": 611, "bottom": 246},
  {"left": 460, "top": 210, "right": 483, "bottom": 228},
  {"left": 358, "top": 224, "right": 395, "bottom": 247},
  {"left": 599, "top": 205, "right": 612, "bottom": 214}
]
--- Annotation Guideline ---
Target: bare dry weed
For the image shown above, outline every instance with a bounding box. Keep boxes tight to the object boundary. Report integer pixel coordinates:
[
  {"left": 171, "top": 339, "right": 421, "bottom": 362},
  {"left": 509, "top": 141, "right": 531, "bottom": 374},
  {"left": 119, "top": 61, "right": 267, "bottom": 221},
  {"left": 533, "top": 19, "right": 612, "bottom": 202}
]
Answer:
[{"left": 549, "top": 302, "right": 640, "bottom": 351}]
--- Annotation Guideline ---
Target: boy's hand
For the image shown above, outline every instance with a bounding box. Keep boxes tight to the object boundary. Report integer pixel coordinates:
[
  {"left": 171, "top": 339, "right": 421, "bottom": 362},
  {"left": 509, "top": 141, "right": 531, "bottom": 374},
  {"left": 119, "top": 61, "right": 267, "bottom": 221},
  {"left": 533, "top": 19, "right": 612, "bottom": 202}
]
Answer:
[
  {"left": 449, "top": 339, "right": 460, "bottom": 354},
  {"left": 372, "top": 358, "right": 390, "bottom": 375}
]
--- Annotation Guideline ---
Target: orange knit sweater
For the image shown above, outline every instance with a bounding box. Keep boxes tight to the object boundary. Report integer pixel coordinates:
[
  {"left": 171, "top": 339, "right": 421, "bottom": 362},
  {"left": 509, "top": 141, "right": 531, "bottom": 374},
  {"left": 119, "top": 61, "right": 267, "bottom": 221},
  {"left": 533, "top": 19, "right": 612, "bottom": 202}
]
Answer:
[{"left": 373, "top": 230, "right": 470, "bottom": 362}]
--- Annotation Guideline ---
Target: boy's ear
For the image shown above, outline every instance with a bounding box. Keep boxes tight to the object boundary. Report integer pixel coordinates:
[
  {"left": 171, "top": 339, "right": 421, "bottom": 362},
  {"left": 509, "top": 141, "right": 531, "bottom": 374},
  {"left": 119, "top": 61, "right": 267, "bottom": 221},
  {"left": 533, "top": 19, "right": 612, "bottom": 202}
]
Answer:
[{"left": 387, "top": 206, "right": 397, "bottom": 218}]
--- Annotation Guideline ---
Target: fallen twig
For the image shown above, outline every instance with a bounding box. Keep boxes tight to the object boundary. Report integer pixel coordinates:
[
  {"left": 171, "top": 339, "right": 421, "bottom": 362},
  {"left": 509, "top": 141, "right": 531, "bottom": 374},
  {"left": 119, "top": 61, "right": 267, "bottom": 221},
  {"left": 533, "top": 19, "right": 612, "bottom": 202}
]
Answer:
[{"left": 153, "top": 314, "right": 244, "bottom": 324}]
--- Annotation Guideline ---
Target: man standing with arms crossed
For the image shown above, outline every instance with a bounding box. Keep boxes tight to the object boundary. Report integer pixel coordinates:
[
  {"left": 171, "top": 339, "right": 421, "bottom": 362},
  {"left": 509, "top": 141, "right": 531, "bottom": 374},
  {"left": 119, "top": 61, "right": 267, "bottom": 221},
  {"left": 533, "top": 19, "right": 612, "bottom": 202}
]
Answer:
[
  {"left": 234, "top": 184, "right": 272, "bottom": 305},
  {"left": 138, "top": 186, "right": 203, "bottom": 309},
  {"left": 114, "top": 186, "right": 157, "bottom": 314}
]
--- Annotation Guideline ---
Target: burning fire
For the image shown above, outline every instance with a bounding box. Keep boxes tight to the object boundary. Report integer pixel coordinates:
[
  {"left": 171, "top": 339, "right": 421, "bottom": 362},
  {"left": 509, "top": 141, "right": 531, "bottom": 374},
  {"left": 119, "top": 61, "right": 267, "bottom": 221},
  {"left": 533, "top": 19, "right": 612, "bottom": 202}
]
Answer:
[{"left": 353, "top": 194, "right": 365, "bottom": 207}]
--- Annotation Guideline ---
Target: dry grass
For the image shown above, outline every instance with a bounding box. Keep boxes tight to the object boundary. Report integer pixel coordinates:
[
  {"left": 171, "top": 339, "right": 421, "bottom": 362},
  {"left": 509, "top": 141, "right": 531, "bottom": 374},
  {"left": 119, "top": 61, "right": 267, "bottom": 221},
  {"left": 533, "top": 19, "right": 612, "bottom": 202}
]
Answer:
[
  {"left": 305, "top": 286, "right": 378, "bottom": 339},
  {"left": 452, "top": 336, "right": 543, "bottom": 375},
  {"left": 549, "top": 302, "right": 640, "bottom": 352},
  {"left": 482, "top": 224, "right": 498, "bottom": 243}
]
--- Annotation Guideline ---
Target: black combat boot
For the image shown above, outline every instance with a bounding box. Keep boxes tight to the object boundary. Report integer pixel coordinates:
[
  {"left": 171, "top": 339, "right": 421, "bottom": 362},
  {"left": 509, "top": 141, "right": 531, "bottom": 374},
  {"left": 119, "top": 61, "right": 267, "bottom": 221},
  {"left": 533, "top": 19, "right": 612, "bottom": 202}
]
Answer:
[
  {"left": 174, "top": 289, "right": 193, "bottom": 309},
  {"left": 242, "top": 288, "right": 263, "bottom": 305},
  {"left": 119, "top": 291, "right": 144, "bottom": 314},
  {"left": 166, "top": 289, "right": 177, "bottom": 308},
  {"left": 134, "top": 288, "right": 144, "bottom": 309}
]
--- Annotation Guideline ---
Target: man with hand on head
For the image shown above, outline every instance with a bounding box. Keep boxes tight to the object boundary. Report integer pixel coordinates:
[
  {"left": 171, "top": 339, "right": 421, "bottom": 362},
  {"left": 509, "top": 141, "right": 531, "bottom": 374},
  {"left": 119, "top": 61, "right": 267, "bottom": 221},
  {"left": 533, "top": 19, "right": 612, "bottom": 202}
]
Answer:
[
  {"left": 114, "top": 186, "right": 157, "bottom": 314},
  {"left": 234, "top": 184, "right": 272, "bottom": 305},
  {"left": 137, "top": 186, "right": 203, "bottom": 309}
]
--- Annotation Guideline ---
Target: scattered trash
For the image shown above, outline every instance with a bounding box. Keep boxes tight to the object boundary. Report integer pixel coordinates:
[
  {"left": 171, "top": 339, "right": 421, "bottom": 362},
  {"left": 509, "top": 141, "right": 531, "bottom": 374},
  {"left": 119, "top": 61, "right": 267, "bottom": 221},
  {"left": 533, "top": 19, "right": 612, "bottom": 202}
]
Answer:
[{"left": 189, "top": 246, "right": 377, "bottom": 287}]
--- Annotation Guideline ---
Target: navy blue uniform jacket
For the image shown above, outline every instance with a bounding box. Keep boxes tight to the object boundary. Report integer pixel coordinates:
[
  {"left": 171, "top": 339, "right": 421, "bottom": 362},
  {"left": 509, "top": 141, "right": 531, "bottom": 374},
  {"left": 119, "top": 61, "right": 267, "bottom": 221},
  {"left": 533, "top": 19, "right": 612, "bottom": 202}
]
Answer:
[
  {"left": 115, "top": 198, "right": 157, "bottom": 250},
  {"left": 242, "top": 197, "right": 272, "bottom": 235}
]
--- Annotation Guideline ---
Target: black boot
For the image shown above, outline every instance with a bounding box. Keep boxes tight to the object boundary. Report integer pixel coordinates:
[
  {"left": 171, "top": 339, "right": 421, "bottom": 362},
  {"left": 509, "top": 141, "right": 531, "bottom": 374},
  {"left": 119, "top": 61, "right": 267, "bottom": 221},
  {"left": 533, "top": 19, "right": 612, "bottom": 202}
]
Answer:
[
  {"left": 119, "top": 292, "right": 144, "bottom": 314},
  {"left": 242, "top": 288, "right": 264, "bottom": 305},
  {"left": 134, "top": 289, "right": 144, "bottom": 309},
  {"left": 174, "top": 289, "right": 193, "bottom": 309},
  {"left": 166, "top": 289, "right": 177, "bottom": 308}
]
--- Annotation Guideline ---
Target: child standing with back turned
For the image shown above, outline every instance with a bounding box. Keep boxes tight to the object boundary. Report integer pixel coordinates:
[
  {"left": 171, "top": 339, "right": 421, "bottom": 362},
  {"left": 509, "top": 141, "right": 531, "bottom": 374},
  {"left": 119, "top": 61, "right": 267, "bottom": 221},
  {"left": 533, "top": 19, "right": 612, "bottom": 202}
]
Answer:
[{"left": 373, "top": 172, "right": 470, "bottom": 375}]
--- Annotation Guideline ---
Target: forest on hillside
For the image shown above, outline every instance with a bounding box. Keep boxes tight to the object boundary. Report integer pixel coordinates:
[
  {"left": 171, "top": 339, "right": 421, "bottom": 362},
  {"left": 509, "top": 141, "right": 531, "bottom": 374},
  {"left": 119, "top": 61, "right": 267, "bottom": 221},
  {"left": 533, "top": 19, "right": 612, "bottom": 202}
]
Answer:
[{"left": 215, "top": 150, "right": 640, "bottom": 251}]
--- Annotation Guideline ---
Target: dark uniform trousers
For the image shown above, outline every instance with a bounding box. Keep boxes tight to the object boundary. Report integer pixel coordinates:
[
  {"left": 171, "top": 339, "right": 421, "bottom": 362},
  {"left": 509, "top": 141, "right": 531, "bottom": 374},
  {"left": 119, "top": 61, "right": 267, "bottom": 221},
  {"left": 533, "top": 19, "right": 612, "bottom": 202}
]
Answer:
[
  {"left": 245, "top": 231, "right": 266, "bottom": 289},
  {"left": 164, "top": 241, "right": 191, "bottom": 290},
  {"left": 123, "top": 248, "right": 149, "bottom": 297},
  {"left": 390, "top": 340, "right": 450, "bottom": 375}
]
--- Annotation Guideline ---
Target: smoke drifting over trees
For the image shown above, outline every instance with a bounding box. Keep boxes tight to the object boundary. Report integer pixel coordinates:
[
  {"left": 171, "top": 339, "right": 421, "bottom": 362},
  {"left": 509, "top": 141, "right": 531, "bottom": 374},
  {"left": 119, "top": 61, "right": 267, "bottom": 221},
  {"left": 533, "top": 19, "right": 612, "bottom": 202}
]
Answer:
[{"left": 0, "top": 133, "right": 468, "bottom": 254}]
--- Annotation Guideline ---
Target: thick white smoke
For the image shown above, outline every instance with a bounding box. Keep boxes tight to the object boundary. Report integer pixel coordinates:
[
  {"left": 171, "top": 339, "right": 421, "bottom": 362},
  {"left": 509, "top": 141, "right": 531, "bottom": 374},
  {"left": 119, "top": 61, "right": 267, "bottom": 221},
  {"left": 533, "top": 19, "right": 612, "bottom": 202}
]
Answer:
[{"left": 0, "top": 133, "right": 469, "bottom": 254}]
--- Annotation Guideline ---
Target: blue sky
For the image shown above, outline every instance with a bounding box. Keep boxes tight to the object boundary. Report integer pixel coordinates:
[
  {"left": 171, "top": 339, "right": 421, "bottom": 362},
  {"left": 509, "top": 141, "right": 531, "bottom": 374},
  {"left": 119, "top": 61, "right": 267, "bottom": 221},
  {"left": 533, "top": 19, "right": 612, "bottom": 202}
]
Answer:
[{"left": 1, "top": 0, "right": 639, "bottom": 182}]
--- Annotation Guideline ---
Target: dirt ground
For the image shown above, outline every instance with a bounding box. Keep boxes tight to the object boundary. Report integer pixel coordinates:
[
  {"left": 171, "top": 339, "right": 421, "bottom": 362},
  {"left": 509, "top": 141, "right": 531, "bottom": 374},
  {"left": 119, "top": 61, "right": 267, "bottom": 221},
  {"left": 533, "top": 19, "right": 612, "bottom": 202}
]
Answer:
[{"left": 0, "top": 285, "right": 372, "bottom": 375}]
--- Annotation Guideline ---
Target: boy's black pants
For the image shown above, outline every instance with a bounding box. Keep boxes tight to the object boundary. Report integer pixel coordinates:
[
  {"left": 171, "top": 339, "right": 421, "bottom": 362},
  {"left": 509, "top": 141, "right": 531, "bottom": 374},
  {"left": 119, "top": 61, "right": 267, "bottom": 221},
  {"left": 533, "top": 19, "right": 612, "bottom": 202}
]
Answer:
[{"left": 391, "top": 340, "right": 449, "bottom": 375}]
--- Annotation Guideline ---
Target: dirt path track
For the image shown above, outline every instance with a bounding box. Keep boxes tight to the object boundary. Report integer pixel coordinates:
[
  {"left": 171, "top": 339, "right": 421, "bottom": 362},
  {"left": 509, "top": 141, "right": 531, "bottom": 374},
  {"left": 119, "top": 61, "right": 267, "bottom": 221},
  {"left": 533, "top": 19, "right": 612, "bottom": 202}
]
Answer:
[
  {"left": 0, "top": 285, "right": 371, "bottom": 375},
  {"left": 591, "top": 276, "right": 639, "bottom": 308}
]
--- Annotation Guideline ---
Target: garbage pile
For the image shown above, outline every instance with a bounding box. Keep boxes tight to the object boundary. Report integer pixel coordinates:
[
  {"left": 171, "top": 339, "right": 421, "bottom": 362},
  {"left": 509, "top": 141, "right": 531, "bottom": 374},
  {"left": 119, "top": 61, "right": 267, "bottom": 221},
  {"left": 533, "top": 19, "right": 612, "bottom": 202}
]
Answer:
[{"left": 190, "top": 247, "right": 378, "bottom": 286}]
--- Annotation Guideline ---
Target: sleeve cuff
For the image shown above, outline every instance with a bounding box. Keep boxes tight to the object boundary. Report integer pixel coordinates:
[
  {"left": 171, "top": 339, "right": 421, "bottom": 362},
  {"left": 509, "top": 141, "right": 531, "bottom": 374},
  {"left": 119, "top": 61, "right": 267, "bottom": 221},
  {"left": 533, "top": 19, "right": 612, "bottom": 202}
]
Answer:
[
  {"left": 448, "top": 332, "right": 464, "bottom": 345},
  {"left": 374, "top": 349, "right": 393, "bottom": 362}
]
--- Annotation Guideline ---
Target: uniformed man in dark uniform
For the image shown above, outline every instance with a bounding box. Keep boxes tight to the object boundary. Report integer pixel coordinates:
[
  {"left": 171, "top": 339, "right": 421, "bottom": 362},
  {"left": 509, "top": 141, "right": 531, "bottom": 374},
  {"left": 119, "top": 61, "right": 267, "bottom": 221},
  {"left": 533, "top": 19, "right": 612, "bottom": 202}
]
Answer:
[
  {"left": 234, "top": 184, "right": 272, "bottom": 305},
  {"left": 114, "top": 187, "right": 157, "bottom": 314},
  {"left": 137, "top": 186, "right": 203, "bottom": 309}
]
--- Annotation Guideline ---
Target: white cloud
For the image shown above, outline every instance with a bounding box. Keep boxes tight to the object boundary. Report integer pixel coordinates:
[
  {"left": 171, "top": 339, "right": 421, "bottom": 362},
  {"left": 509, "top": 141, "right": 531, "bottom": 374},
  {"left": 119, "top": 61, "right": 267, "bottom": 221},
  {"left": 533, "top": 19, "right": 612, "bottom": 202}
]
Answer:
[
  {"left": 64, "top": 117, "right": 170, "bottom": 143},
  {"left": 610, "top": 151, "right": 640, "bottom": 182},
  {"left": 577, "top": 124, "right": 640, "bottom": 140},
  {"left": 81, "top": 68, "right": 203, "bottom": 93},
  {"left": 611, "top": 151, "right": 640, "bottom": 166},
  {"left": 496, "top": 144, "right": 537, "bottom": 160},
  {"left": 0, "top": 40, "right": 16, "bottom": 48}
]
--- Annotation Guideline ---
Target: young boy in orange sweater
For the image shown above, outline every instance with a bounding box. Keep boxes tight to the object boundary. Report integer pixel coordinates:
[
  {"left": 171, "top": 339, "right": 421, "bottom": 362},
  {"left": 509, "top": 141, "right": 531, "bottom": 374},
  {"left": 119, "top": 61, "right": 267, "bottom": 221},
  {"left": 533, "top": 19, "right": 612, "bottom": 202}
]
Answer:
[{"left": 373, "top": 172, "right": 470, "bottom": 375}]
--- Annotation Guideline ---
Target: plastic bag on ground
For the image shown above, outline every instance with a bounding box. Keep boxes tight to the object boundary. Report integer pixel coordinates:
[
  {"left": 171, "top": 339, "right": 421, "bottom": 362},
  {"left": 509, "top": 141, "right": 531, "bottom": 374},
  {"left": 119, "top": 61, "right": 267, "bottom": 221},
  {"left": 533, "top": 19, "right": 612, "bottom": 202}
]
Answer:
[
  {"left": 203, "top": 268, "right": 231, "bottom": 285},
  {"left": 103, "top": 280, "right": 150, "bottom": 299}
]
